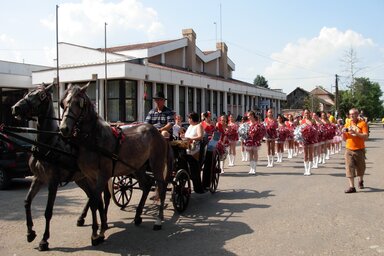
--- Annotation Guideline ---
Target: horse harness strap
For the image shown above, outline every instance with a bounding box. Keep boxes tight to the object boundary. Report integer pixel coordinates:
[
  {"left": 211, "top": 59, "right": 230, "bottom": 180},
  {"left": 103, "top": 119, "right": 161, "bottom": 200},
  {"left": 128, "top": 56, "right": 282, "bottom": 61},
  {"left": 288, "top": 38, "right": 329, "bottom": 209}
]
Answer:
[{"left": 110, "top": 126, "right": 125, "bottom": 176}]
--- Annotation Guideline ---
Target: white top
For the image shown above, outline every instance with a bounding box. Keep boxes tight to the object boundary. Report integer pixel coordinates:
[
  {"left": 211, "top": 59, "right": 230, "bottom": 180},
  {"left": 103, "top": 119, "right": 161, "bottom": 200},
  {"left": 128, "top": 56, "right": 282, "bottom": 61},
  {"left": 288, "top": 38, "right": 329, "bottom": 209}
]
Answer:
[{"left": 185, "top": 123, "right": 201, "bottom": 139}]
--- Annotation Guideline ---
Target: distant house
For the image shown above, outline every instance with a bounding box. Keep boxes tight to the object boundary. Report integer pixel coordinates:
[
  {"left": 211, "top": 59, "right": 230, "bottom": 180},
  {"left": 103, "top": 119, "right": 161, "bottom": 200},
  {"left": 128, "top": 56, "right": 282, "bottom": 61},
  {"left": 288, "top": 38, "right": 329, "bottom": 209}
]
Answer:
[
  {"left": 310, "top": 86, "right": 335, "bottom": 112},
  {"left": 283, "top": 86, "right": 335, "bottom": 115},
  {"left": 286, "top": 87, "right": 309, "bottom": 109}
]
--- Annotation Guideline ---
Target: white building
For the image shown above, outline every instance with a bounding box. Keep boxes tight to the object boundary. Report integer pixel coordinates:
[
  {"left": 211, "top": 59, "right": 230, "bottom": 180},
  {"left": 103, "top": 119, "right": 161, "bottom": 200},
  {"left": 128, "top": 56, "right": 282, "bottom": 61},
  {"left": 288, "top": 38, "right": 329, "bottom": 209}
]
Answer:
[
  {"left": 25, "top": 28, "right": 286, "bottom": 122},
  {"left": 0, "top": 60, "right": 49, "bottom": 126}
]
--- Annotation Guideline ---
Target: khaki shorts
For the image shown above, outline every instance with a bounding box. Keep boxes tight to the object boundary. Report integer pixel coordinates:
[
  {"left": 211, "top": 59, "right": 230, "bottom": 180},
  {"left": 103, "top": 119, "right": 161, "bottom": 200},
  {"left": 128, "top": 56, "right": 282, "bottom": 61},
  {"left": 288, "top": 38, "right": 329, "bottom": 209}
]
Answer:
[{"left": 345, "top": 149, "right": 366, "bottom": 178}]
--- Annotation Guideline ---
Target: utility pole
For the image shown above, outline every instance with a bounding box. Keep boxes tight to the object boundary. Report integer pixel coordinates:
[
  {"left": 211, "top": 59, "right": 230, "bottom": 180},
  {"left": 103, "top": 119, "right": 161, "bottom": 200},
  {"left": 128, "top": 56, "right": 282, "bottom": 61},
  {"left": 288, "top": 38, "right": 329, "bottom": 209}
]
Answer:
[{"left": 335, "top": 74, "right": 339, "bottom": 118}]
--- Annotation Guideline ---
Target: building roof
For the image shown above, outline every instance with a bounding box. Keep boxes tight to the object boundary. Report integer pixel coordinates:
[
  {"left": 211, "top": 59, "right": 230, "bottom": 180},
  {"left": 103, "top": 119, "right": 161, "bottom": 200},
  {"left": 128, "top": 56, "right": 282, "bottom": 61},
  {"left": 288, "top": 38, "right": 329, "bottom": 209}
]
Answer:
[{"left": 103, "top": 39, "right": 178, "bottom": 52}]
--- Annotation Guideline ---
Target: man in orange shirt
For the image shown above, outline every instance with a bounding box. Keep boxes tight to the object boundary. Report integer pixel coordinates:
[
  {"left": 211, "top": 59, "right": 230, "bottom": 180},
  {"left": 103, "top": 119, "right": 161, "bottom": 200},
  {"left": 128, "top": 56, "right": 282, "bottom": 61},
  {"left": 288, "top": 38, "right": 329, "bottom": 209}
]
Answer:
[{"left": 342, "top": 108, "right": 369, "bottom": 193}]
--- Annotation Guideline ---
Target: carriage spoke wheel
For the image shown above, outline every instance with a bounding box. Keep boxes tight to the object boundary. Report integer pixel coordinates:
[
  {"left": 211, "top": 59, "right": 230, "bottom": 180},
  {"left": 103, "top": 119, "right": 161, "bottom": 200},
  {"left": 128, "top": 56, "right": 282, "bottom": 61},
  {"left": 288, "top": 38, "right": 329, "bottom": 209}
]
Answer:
[
  {"left": 209, "top": 151, "right": 220, "bottom": 193},
  {"left": 109, "top": 175, "right": 133, "bottom": 209},
  {"left": 172, "top": 169, "right": 191, "bottom": 213}
]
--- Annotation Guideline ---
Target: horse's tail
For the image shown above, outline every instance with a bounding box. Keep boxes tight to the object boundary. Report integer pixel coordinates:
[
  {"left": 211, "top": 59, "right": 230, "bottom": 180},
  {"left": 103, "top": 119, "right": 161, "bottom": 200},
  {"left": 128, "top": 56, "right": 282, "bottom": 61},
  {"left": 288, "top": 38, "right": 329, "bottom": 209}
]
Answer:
[{"left": 165, "top": 142, "right": 174, "bottom": 184}]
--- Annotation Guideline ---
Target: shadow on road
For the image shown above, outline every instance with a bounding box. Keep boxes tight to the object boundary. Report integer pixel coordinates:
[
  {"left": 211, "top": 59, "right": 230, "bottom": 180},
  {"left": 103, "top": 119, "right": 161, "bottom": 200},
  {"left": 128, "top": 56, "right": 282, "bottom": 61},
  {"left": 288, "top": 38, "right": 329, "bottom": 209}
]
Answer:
[{"left": 49, "top": 189, "right": 271, "bottom": 255}]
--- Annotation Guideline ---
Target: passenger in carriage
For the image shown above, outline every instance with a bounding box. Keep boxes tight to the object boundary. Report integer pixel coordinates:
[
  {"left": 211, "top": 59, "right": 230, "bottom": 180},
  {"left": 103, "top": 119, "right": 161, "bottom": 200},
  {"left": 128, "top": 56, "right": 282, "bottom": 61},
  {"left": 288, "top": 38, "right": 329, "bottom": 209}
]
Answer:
[
  {"left": 144, "top": 91, "right": 175, "bottom": 139},
  {"left": 180, "top": 112, "right": 205, "bottom": 193}
]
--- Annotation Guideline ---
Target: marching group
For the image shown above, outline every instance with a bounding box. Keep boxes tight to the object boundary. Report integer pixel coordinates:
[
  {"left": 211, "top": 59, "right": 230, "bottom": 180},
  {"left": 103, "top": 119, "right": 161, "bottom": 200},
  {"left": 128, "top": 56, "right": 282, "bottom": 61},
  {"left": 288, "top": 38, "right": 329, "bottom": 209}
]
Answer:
[{"left": 145, "top": 91, "right": 369, "bottom": 193}]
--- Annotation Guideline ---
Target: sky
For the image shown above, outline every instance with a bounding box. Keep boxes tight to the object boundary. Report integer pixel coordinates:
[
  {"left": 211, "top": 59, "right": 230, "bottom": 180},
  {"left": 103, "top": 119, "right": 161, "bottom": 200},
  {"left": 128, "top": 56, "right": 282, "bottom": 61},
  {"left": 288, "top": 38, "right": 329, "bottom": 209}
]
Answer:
[{"left": 1, "top": 0, "right": 383, "bottom": 95}]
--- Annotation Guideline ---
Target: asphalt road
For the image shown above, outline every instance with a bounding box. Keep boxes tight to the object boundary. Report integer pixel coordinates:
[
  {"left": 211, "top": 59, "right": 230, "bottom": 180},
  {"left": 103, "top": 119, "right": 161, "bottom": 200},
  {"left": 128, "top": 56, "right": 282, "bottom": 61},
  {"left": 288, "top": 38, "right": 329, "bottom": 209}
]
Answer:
[{"left": 0, "top": 123, "right": 383, "bottom": 256}]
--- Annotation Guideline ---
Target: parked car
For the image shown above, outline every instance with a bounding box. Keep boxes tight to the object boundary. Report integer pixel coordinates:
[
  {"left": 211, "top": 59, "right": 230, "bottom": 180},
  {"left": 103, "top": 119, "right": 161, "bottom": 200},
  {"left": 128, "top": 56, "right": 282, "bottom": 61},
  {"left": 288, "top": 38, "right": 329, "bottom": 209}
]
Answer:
[{"left": 0, "top": 135, "right": 32, "bottom": 190}]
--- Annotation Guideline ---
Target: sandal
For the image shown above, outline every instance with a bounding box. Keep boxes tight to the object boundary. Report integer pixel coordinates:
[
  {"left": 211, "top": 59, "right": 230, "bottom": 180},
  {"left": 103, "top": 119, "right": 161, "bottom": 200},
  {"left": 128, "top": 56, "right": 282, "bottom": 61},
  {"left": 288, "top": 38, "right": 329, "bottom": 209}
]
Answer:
[{"left": 344, "top": 187, "right": 356, "bottom": 193}]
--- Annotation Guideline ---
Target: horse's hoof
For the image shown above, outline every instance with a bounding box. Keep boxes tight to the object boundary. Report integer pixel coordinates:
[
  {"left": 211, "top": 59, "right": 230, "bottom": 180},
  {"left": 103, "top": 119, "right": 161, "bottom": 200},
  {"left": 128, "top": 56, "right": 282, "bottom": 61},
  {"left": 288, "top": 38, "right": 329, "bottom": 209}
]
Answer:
[
  {"left": 38, "top": 241, "right": 49, "bottom": 251},
  {"left": 77, "top": 218, "right": 85, "bottom": 227},
  {"left": 27, "top": 231, "right": 37, "bottom": 242},
  {"left": 153, "top": 224, "right": 162, "bottom": 231},
  {"left": 91, "top": 236, "right": 105, "bottom": 246},
  {"left": 134, "top": 217, "right": 142, "bottom": 226}
]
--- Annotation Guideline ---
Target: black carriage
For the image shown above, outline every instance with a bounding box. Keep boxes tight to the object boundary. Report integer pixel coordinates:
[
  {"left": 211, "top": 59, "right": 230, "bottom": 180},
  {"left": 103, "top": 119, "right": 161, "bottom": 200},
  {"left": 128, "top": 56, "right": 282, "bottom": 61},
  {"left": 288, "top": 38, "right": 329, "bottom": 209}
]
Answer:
[{"left": 109, "top": 132, "right": 223, "bottom": 213}]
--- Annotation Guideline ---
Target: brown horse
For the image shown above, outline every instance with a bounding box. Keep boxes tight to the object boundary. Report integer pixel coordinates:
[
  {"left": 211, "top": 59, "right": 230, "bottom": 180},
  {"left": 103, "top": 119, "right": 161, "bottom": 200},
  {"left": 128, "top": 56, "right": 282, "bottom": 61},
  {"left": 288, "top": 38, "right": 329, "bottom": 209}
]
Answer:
[
  {"left": 59, "top": 83, "right": 173, "bottom": 245},
  {"left": 11, "top": 83, "right": 110, "bottom": 250}
]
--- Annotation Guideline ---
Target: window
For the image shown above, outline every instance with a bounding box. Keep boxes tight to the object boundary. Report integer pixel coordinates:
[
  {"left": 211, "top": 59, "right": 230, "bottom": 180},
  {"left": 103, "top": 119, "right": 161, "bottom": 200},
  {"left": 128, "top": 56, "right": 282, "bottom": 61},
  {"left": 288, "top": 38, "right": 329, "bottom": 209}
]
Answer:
[
  {"left": 213, "top": 91, "right": 217, "bottom": 117},
  {"left": 179, "top": 86, "right": 185, "bottom": 120},
  {"left": 166, "top": 84, "right": 174, "bottom": 110},
  {"left": 205, "top": 89, "right": 211, "bottom": 112},
  {"left": 188, "top": 87, "right": 194, "bottom": 114},
  {"left": 196, "top": 88, "right": 201, "bottom": 116},
  {"left": 107, "top": 80, "right": 137, "bottom": 122},
  {"left": 144, "top": 82, "right": 153, "bottom": 116}
]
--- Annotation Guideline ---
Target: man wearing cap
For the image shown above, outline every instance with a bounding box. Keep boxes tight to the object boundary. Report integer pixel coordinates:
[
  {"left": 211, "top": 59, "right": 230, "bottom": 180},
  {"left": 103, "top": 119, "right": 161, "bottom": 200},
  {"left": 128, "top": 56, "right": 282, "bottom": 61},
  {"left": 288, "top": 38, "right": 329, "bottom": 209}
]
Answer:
[{"left": 145, "top": 91, "right": 175, "bottom": 139}]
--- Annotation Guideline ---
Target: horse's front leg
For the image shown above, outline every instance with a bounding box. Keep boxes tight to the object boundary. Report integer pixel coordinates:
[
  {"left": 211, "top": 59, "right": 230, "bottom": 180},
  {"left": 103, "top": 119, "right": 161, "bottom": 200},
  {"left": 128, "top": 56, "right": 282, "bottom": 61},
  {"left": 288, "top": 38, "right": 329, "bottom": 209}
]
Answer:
[
  {"left": 90, "top": 179, "right": 108, "bottom": 246},
  {"left": 38, "top": 180, "right": 59, "bottom": 251},
  {"left": 25, "top": 177, "right": 43, "bottom": 244}
]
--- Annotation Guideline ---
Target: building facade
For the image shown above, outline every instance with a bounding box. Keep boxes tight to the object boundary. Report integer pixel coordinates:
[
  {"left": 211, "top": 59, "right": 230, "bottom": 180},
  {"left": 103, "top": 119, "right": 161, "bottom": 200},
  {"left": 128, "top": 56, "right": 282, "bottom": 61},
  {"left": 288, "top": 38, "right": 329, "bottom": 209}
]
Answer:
[{"left": 30, "top": 28, "right": 286, "bottom": 122}]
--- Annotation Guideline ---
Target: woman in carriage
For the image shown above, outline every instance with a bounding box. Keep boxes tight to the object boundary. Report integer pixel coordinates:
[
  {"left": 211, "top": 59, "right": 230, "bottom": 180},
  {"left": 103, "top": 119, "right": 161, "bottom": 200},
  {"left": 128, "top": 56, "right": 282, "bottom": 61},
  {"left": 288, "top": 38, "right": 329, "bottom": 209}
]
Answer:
[{"left": 181, "top": 111, "right": 205, "bottom": 193}]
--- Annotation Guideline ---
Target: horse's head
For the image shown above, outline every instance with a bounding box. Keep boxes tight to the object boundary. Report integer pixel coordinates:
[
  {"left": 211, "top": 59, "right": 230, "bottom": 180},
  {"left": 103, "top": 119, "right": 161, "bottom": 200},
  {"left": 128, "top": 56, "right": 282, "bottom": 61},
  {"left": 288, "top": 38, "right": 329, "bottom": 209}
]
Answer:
[
  {"left": 59, "top": 82, "right": 91, "bottom": 138},
  {"left": 11, "top": 83, "right": 54, "bottom": 120}
]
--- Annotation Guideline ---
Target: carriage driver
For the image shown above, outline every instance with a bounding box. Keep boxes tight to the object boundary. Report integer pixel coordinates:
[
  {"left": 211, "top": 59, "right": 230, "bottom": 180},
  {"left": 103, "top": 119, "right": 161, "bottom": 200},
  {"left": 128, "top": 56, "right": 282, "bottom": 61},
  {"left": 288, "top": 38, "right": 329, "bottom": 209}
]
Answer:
[{"left": 144, "top": 91, "right": 175, "bottom": 139}]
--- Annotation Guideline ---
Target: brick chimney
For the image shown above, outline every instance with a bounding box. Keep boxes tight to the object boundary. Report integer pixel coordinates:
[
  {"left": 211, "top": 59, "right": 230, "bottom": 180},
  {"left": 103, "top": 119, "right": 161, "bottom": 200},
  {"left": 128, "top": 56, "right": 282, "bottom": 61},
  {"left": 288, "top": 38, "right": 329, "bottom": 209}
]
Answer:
[
  {"left": 216, "top": 42, "right": 228, "bottom": 79},
  {"left": 182, "top": 28, "right": 196, "bottom": 72}
]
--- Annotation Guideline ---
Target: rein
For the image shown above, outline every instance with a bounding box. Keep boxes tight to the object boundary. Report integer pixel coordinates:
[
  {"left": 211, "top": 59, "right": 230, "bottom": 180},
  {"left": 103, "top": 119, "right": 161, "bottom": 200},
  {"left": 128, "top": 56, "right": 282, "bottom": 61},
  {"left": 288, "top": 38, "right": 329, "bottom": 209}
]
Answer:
[{"left": 0, "top": 127, "right": 76, "bottom": 159}]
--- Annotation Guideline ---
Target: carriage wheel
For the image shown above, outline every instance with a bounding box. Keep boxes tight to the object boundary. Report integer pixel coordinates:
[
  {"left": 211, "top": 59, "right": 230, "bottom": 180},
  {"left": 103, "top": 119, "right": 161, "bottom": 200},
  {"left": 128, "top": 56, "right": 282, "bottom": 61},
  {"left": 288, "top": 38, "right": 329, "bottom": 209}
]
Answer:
[
  {"left": 108, "top": 175, "right": 133, "bottom": 209},
  {"left": 209, "top": 150, "right": 220, "bottom": 193},
  {"left": 171, "top": 169, "right": 191, "bottom": 213}
]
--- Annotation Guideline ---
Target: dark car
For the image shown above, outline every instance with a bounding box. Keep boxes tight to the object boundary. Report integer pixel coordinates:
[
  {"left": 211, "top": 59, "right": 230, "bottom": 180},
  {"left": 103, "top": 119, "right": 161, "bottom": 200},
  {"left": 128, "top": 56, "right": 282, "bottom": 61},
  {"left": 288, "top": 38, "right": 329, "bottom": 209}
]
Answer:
[{"left": 0, "top": 136, "right": 32, "bottom": 190}]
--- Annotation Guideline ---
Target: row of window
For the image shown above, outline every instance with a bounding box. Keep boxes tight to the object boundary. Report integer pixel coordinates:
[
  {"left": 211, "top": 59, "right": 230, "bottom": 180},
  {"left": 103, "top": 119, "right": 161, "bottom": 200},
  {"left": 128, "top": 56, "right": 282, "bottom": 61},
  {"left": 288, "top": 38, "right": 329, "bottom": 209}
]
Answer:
[{"left": 49, "top": 79, "right": 259, "bottom": 123}]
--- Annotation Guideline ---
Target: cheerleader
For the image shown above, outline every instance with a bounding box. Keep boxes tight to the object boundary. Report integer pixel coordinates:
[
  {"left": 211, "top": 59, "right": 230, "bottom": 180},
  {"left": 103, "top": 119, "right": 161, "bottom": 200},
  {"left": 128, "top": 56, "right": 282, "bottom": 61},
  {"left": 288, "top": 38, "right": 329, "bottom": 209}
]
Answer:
[
  {"left": 276, "top": 114, "right": 288, "bottom": 162},
  {"left": 245, "top": 111, "right": 266, "bottom": 174},
  {"left": 300, "top": 109, "right": 316, "bottom": 175},
  {"left": 311, "top": 112, "right": 321, "bottom": 169},
  {"left": 285, "top": 114, "right": 296, "bottom": 158},
  {"left": 227, "top": 114, "right": 239, "bottom": 167},
  {"left": 238, "top": 115, "right": 250, "bottom": 161},
  {"left": 201, "top": 111, "right": 215, "bottom": 139},
  {"left": 216, "top": 114, "right": 229, "bottom": 173},
  {"left": 320, "top": 112, "right": 332, "bottom": 161},
  {"left": 264, "top": 108, "right": 278, "bottom": 167}
]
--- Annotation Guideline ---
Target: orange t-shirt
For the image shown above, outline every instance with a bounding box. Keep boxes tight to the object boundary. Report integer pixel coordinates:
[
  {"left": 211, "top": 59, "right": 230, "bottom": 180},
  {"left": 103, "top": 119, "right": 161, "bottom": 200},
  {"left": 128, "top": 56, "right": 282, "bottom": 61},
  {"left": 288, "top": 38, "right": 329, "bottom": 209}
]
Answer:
[{"left": 344, "top": 119, "right": 368, "bottom": 150}]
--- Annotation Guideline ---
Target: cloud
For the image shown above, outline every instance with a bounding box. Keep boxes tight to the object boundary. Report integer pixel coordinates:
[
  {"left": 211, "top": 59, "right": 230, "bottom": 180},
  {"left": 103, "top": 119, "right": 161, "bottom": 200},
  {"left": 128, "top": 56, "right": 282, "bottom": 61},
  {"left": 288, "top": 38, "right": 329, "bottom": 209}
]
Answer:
[
  {"left": 40, "top": 0, "right": 165, "bottom": 46},
  {"left": 264, "top": 27, "right": 376, "bottom": 92}
]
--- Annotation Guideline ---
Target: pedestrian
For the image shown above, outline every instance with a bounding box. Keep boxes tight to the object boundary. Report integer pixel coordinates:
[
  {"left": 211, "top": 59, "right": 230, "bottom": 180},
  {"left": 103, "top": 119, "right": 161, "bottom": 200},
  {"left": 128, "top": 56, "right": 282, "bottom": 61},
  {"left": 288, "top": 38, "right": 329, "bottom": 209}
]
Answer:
[
  {"left": 342, "top": 108, "right": 369, "bottom": 193},
  {"left": 264, "top": 108, "right": 278, "bottom": 167},
  {"left": 144, "top": 91, "right": 174, "bottom": 139}
]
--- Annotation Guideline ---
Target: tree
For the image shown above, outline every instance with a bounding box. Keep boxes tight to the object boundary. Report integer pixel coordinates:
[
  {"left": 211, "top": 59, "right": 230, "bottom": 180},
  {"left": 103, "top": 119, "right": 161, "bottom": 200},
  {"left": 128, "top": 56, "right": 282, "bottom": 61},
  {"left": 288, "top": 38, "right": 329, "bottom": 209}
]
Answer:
[
  {"left": 303, "top": 95, "right": 321, "bottom": 113},
  {"left": 338, "top": 77, "right": 383, "bottom": 120},
  {"left": 340, "top": 47, "right": 365, "bottom": 88},
  {"left": 253, "top": 75, "right": 269, "bottom": 88}
]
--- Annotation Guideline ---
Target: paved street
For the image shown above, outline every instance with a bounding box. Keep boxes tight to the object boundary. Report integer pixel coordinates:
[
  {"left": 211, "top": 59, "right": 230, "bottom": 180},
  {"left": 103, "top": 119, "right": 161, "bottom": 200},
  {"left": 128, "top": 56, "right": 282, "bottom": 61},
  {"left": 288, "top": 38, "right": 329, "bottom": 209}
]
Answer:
[{"left": 0, "top": 123, "right": 383, "bottom": 256}]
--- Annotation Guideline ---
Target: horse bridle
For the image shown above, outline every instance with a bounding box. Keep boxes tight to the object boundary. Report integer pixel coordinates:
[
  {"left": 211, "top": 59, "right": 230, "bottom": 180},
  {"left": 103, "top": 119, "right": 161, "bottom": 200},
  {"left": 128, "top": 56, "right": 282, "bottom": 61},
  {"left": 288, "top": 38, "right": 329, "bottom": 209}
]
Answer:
[
  {"left": 61, "top": 92, "right": 89, "bottom": 137},
  {"left": 20, "top": 87, "right": 51, "bottom": 120}
]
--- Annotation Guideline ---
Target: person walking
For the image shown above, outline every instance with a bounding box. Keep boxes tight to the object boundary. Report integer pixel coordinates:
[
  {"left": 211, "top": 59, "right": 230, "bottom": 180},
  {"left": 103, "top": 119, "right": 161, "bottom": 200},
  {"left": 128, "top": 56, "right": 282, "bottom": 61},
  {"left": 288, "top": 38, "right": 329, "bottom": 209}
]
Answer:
[
  {"left": 342, "top": 108, "right": 369, "bottom": 193},
  {"left": 238, "top": 115, "right": 250, "bottom": 161}
]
